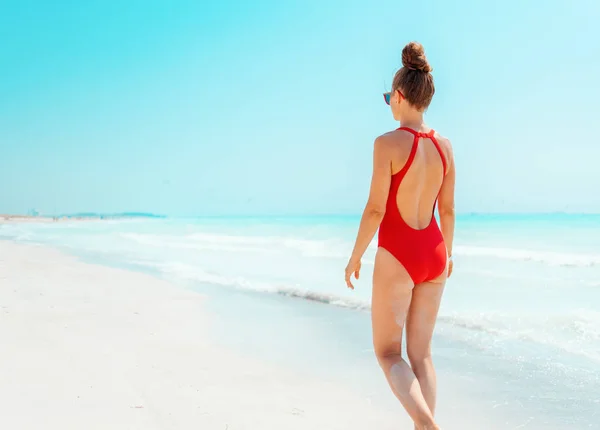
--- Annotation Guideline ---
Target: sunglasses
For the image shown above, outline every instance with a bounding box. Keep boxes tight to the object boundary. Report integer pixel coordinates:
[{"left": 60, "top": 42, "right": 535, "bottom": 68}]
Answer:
[{"left": 383, "top": 90, "right": 405, "bottom": 105}]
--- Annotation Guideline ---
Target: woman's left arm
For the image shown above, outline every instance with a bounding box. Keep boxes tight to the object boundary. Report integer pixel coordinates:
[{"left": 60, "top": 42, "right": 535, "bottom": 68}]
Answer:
[{"left": 345, "top": 136, "right": 391, "bottom": 289}]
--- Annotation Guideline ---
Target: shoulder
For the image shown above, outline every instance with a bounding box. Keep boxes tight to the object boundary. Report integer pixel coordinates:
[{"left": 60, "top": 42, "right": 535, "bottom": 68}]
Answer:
[
  {"left": 374, "top": 129, "right": 413, "bottom": 151},
  {"left": 432, "top": 130, "right": 452, "bottom": 148},
  {"left": 432, "top": 130, "right": 453, "bottom": 152},
  {"left": 432, "top": 131, "right": 455, "bottom": 166}
]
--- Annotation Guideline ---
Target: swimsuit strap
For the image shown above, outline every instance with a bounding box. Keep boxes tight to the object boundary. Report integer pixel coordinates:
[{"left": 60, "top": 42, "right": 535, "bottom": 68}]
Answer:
[
  {"left": 428, "top": 131, "right": 447, "bottom": 176},
  {"left": 398, "top": 126, "right": 433, "bottom": 139},
  {"left": 398, "top": 127, "right": 447, "bottom": 176}
]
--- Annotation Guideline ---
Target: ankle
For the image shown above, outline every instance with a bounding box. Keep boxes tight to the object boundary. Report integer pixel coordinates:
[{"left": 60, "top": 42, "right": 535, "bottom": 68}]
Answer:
[{"left": 418, "top": 421, "right": 440, "bottom": 430}]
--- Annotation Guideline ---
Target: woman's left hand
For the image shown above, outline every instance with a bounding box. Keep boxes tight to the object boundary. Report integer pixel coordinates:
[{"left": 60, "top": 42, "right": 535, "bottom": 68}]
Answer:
[{"left": 345, "top": 258, "right": 361, "bottom": 290}]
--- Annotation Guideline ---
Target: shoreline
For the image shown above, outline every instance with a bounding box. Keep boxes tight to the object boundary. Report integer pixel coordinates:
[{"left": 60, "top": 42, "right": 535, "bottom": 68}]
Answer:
[
  {"left": 0, "top": 241, "right": 410, "bottom": 430},
  {"left": 1, "top": 235, "right": 585, "bottom": 429}
]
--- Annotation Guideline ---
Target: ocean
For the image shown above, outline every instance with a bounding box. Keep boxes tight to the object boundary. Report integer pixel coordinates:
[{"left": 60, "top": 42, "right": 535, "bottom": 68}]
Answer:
[{"left": 1, "top": 214, "right": 599, "bottom": 428}]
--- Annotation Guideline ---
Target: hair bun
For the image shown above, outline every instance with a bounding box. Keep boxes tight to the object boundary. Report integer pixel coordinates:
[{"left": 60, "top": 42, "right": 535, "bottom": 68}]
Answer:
[{"left": 402, "top": 41, "right": 432, "bottom": 73}]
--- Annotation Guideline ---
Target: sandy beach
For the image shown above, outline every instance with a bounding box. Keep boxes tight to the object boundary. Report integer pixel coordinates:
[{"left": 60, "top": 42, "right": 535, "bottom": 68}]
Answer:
[{"left": 0, "top": 241, "right": 409, "bottom": 430}]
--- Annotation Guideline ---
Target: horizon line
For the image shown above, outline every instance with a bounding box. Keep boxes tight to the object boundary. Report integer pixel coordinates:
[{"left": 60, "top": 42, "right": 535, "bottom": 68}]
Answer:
[{"left": 3, "top": 211, "right": 600, "bottom": 219}]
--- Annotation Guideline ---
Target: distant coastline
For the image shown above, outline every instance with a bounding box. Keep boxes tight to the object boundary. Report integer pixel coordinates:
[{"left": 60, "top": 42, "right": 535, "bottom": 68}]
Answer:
[{"left": 0, "top": 212, "right": 165, "bottom": 223}]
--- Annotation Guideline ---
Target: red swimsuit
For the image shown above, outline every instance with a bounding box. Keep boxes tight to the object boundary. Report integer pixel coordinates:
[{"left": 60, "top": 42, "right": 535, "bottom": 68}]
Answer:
[{"left": 378, "top": 127, "right": 448, "bottom": 284}]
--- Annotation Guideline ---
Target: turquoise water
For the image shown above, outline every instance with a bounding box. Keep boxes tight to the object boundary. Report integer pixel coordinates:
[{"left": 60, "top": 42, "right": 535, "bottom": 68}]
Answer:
[{"left": 1, "top": 214, "right": 599, "bottom": 428}]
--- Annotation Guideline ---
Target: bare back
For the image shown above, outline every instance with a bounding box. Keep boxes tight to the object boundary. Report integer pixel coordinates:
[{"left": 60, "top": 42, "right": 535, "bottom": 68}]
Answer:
[{"left": 387, "top": 128, "right": 451, "bottom": 230}]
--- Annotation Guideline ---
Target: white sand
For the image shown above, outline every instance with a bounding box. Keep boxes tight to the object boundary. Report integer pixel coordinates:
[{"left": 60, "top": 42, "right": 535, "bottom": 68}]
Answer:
[{"left": 0, "top": 241, "right": 414, "bottom": 430}]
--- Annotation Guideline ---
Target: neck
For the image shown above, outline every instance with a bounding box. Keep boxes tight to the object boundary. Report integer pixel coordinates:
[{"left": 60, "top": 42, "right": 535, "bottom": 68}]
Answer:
[{"left": 399, "top": 111, "right": 425, "bottom": 129}]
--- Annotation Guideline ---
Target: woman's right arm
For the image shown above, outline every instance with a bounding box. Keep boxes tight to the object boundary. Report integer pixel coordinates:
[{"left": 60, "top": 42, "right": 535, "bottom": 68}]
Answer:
[{"left": 438, "top": 141, "right": 455, "bottom": 276}]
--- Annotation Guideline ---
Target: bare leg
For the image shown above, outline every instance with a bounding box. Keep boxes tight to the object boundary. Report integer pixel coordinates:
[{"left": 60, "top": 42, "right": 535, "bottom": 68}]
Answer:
[
  {"left": 371, "top": 248, "right": 440, "bottom": 430},
  {"left": 406, "top": 278, "right": 446, "bottom": 427}
]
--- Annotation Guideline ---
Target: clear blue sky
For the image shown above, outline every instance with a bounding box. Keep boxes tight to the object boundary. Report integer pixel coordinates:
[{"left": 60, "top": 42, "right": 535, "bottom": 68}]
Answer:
[{"left": 1, "top": 0, "right": 599, "bottom": 216}]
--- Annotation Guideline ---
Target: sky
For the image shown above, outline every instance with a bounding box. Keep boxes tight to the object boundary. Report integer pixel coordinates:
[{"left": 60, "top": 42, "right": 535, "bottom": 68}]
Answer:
[{"left": 1, "top": 0, "right": 599, "bottom": 216}]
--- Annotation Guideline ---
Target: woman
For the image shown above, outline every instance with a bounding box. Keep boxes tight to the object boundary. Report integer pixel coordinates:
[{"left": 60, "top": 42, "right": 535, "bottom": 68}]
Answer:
[{"left": 345, "top": 42, "right": 455, "bottom": 430}]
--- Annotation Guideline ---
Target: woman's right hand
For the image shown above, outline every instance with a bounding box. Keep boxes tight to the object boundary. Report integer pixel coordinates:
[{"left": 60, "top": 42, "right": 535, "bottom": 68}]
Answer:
[{"left": 345, "top": 258, "right": 361, "bottom": 290}]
